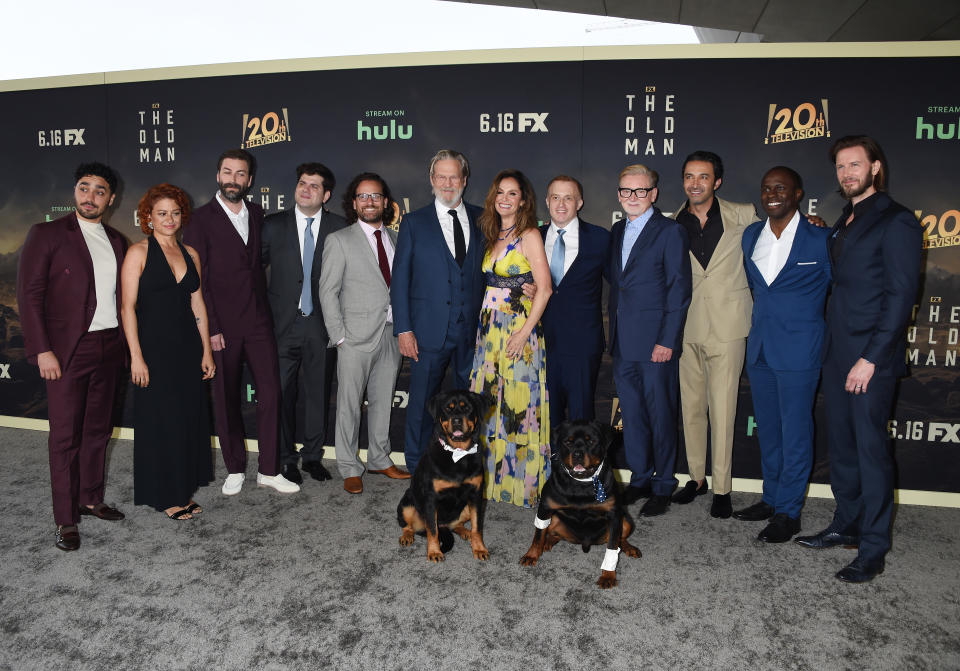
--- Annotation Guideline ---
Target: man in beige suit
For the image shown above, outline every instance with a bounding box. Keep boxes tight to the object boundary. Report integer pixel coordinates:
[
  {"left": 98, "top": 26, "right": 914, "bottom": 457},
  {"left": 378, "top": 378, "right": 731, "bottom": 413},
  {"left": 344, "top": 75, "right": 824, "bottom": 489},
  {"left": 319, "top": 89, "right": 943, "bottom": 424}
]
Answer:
[
  {"left": 670, "top": 151, "right": 758, "bottom": 518},
  {"left": 319, "top": 172, "right": 409, "bottom": 494}
]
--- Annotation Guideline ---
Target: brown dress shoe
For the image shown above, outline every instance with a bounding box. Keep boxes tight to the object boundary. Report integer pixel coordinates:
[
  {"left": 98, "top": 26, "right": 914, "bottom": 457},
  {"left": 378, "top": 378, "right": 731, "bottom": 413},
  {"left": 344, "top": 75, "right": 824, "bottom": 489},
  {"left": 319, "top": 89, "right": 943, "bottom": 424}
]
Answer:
[
  {"left": 343, "top": 476, "right": 363, "bottom": 494},
  {"left": 79, "top": 503, "right": 125, "bottom": 521},
  {"left": 367, "top": 465, "right": 411, "bottom": 479},
  {"left": 56, "top": 525, "right": 80, "bottom": 551}
]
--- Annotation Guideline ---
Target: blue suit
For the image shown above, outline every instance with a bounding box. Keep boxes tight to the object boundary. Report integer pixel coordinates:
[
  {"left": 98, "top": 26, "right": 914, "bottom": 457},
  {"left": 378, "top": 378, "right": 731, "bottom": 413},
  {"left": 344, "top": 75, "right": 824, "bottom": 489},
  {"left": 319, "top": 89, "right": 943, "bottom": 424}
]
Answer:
[
  {"left": 822, "top": 193, "right": 921, "bottom": 563},
  {"left": 540, "top": 220, "right": 611, "bottom": 427},
  {"left": 391, "top": 201, "right": 485, "bottom": 474},
  {"left": 742, "top": 215, "right": 831, "bottom": 519},
  {"left": 608, "top": 207, "right": 691, "bottom": 495}
]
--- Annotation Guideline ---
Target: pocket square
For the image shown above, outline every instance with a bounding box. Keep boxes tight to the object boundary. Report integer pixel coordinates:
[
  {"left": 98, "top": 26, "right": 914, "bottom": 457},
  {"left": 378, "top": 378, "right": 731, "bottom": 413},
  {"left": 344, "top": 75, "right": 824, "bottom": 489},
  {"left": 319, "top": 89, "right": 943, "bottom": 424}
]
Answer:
[{"left": 796, "top": 261, "right": 818, "bottom": 265}]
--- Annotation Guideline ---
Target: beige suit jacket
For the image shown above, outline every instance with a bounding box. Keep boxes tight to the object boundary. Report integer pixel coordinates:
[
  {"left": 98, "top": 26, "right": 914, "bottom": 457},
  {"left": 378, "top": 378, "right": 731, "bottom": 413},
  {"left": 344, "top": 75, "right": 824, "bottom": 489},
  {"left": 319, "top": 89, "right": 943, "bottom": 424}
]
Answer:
[{"left": 671, "top": 197, "right": 758, "bottom": 344}]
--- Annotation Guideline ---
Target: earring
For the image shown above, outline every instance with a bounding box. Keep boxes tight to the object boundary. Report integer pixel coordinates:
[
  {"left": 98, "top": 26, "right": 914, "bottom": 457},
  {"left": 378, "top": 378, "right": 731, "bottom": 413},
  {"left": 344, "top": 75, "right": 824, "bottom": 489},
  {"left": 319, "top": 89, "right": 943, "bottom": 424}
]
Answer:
[{"left": 148, "top": 221, "right": 154, "bottom": 229}]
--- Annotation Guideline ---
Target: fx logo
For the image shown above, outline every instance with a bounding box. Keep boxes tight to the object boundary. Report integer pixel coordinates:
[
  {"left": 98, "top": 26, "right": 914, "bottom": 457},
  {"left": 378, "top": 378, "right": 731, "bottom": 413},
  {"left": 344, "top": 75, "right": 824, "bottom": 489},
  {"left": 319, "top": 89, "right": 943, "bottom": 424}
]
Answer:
[
  {"left": 518, "top": 113, "right": 549, "bottom": 133},
  {"left": 38, "top": 129, "right": 86, "bottom": 147},
  {"left": 0, "top": 363, "right": 10, "bottom": 379},
  {"left": 928, "top": 422, "right": 960, "bottom": 443}
]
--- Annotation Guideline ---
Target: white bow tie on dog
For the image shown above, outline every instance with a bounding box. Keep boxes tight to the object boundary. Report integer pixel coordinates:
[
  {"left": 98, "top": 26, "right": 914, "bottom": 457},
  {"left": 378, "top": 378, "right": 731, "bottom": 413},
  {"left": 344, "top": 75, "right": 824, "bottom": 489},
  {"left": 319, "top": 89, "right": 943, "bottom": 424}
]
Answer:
[{"left": 440, "top": 439, "right": 478, "bottom": 462}]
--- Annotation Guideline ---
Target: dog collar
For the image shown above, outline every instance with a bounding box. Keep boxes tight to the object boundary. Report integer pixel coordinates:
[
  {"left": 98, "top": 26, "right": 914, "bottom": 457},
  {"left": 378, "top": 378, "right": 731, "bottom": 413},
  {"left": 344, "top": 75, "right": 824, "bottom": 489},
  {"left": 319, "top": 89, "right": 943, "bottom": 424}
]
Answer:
[
  {"left": 562, "top": 460, "right": 608, "bottom": 503},
  {"left": 440, "top": 439, "right": 478, "bottom": 463}
]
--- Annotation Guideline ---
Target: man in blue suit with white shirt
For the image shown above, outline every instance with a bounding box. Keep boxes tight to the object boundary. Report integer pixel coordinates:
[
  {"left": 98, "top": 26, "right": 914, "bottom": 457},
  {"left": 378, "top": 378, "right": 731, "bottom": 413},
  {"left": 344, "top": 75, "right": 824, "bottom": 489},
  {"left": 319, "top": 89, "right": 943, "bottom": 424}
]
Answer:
[
  {"left": 734, "top": 166, "right": 831, "bottom": 543},
  {"left": 392, "top": 150, "right": 485, "bottom": 475},
  {"left": 608, "top": 164, "right": 691, "bottom": 517},
  {"left": 540, "top": 176, "right": 611, "bottom": 428}
]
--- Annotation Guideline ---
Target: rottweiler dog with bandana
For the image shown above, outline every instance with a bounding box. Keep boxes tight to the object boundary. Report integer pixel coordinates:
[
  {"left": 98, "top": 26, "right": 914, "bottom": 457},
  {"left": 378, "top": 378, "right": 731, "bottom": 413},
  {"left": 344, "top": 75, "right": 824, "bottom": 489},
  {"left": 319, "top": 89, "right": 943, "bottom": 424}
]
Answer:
[
  {"left": 520, "top": 419, "right": 641, "bottom": 588},
  {"left": 397, "top": 390, "right": 490, "bottom": 563}
]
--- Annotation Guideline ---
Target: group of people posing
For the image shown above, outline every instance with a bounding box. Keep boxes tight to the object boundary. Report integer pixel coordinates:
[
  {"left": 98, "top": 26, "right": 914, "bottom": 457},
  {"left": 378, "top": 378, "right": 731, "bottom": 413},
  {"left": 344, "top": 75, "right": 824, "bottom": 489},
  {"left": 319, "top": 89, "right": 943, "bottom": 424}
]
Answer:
[{"left": 18, "top": 136, "right": 920, "bottom": 585}]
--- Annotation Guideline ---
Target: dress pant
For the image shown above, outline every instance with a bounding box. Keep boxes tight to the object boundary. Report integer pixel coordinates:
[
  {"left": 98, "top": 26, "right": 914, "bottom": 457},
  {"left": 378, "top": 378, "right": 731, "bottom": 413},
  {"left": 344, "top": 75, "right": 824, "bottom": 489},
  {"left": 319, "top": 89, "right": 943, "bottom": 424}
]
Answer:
[
  {"left": 746, "top": 350, "right": 820, "bottom": 519},
  {"left": 679, "top": 338, "right": 746, "bottom": 494},
  {"left": 334, "top": 325, "right": 402, "bottom": 478},
  {"left": 277, "top": 314, "right": 336, "bottom": 466},
  {"left": 822, "top": 352, "right": 897, "bottom": 562},
  {"left": 45, "top": 328, "right": 124, "bottom": 526},
  {"left": 545, "top": 351, "right": 601, "bottom": 428},
  {"left": 211, "top": 327, "right": 281, "bottom": 476},
  {"left": 612, "top": 350, "right": 680, "bottom": 497},
  {"left": 403, "top": 318, "right": 472, "bottom": 475}
]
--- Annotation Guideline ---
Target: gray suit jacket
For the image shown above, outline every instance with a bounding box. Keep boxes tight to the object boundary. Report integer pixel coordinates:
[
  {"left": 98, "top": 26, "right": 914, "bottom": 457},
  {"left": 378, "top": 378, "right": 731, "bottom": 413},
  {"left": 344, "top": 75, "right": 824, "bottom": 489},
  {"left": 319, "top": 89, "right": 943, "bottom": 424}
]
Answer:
[{"left": 318, "top": 222, "right": 398, "bottom": 352}]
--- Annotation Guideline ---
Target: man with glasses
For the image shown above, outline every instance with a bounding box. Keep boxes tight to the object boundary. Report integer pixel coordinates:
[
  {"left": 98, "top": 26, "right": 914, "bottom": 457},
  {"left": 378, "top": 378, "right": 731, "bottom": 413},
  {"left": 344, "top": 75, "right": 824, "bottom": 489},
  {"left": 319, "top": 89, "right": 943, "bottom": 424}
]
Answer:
[
  {"left": 319, "top": 173, "right": 403, "bottom": 494},
  {"left": 608, "top": 164, "right": 691, "bottom": 517}
]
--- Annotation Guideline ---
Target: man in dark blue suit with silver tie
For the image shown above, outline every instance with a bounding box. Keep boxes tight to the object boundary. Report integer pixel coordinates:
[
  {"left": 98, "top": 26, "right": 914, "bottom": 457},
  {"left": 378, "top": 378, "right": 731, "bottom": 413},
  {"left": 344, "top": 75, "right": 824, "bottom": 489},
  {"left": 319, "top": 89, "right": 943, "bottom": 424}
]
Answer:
[
  {"left": 734, "top": 167, "right": 831, "bottom": 543},
  {"left": 539, "top": 176, "right": 611, "bottom": 428},
  {"left": 608, "top": 164, "right": 691, "bottom": 517}
]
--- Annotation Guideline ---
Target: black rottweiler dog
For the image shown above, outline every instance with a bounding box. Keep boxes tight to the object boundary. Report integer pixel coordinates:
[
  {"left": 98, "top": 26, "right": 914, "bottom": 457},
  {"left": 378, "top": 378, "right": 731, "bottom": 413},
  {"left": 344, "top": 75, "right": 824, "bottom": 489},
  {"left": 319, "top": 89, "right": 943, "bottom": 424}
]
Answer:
[
  {"left": 520, "top": 419, "right": 641, "bottom": 588},
  {"left": 397, "top": 390, "right": 490, "bottom": 563}
]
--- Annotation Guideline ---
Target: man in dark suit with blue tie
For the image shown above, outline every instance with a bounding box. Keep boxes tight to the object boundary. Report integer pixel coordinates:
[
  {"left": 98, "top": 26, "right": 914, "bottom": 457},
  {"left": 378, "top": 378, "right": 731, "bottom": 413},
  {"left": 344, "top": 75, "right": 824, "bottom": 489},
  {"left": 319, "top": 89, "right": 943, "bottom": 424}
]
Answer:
[
  {"left": 734, "top": 167, "right": 831, "bottom": 543},
  {"left": 608, "top": 164, "right": 691, "bottom": 517},
  {"left": 794, "top": 136, "right": 921, "bottom": 583},
  {"left": 540, "top": 176, "right": 611, "bottom": 428},
  {"left": 262, "top": 163, "right": 347, "bottom": 485},
  {"left": 392, "top": 150, "right": 485, "bottom": 475}
]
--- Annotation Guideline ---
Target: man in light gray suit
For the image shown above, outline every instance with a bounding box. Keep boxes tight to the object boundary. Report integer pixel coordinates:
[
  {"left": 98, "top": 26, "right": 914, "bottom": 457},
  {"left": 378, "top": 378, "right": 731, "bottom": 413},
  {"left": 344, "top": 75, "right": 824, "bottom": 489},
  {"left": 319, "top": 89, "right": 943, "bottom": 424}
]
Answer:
[{"left": 318, "top": 172, "right": 407, "bottom": 494}]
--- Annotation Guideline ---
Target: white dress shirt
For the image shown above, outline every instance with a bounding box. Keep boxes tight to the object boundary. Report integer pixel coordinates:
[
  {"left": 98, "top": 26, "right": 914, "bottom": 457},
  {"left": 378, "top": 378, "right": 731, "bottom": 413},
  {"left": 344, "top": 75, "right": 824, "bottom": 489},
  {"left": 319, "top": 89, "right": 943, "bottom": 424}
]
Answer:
[
  {"left": 752, "top": 210, "right": 800, "bottom": 286},
  {"left": 434, "top": 199, "right": 470, "bottom": 258},
  {"left": 77, "top": 217, "right": 118, "bottom": 331},
  {"left": 216, "top": 191, "right": 250, "bottom": 244},
  {"left": 544, "top": 217, "right": 580, "bottom": 276},
  {"left": 296, "top": 208, "right": 322, "bottom": 312},
  {"left": 357, "top": 219, "right": 395, "bottom": 323}
]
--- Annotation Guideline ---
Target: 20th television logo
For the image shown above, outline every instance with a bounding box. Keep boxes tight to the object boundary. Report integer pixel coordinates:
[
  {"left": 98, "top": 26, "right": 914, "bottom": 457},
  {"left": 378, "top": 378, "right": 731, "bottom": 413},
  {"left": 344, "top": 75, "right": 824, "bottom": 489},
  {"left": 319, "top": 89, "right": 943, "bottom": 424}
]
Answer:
[
  {"left": 242, "top": 109, "right": 291, "bottom": 149},
  {"left": 763, "top": 99, "right": 830, "bottom": 144},
  {"left": 917, "top": 208, "right": 960, "bottom": 249}
]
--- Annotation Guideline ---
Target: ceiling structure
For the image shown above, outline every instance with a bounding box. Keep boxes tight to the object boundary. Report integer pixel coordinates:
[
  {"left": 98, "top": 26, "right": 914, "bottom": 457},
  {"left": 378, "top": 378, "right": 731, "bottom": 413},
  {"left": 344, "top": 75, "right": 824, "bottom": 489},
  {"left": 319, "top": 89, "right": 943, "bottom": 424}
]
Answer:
[{"left": 446, "top": 0, "right": 960, "bottom": 42}]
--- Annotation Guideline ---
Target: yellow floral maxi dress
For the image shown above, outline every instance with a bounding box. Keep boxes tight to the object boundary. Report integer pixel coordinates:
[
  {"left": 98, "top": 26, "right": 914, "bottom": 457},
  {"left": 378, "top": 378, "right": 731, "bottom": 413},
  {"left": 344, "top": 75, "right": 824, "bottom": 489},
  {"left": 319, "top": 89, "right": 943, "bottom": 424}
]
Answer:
[{"left": 469, "top": 236, "right": 550, "bottom": 508}]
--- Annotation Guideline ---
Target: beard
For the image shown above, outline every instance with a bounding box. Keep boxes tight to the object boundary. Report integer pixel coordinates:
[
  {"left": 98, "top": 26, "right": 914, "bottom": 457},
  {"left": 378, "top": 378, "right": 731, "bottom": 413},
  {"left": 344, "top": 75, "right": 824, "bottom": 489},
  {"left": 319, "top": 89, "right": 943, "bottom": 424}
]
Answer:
[
  {"left": 358, "top": 208, "right": 383, "bottom": 225},
  {"left": 840, "top": 177, "right": 872, "bottom": 200},
  {"left": 433, "top": 186, "right": 464, "bottom": 209},
  {"left": 218, "top": 181, "right": 249, "bottom": 203}
]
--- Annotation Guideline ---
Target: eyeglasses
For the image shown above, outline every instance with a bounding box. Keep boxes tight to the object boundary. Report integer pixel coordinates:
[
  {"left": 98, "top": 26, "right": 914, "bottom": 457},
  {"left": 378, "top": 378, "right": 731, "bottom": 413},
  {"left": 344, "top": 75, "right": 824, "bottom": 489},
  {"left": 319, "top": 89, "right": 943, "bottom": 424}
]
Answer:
[
  {"left": 618, "top": 187, "right": 654, "bottom": 199},
  {"left": 355, "top": 193, "right": 384, "bottom": 202}
]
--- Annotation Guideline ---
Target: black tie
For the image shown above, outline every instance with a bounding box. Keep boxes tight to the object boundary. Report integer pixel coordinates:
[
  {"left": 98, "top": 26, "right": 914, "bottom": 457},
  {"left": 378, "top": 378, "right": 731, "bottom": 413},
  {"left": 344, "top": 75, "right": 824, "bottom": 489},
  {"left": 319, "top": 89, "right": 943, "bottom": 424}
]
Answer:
[{"left": 450, "top": 209, "right": 466, "bottom": 267}]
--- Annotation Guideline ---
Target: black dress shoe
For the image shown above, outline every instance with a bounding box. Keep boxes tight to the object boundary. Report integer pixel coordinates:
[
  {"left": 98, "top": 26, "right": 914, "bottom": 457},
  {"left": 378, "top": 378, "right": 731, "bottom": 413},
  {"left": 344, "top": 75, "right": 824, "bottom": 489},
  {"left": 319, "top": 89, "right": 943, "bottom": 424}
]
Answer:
[
  {"left": 733, "top": 500, "right": 775, "bottom": 521},
  {"left": 623, "top": 484, "right": 653, "bottom": 505},
  {"left": 757, "top": 513, "right": 801, "bottom": 543},
  {"left": 79, "top": 503, "right": 125, "bottom": 521},
  {"left": 671, "top": 480, "right": 707, "bottom": 504},
  {"left": 794, "top": 528, "right": 859, "bottom": 549},
  {"left": 56, "top": 525, "right": 80, "bottom": 551},
  {"left": 836, "top": 556, "right": 885, "bottom": 583},
  {"left": 639, "top": 495, "right": 670, "bottom": 517},
  {"left": 710, "top": 494, "right": 732, "bottom": 519},
  {"left": 302, "top": 461, "right": 332, "bottom": 482},
  {"left": 281, "top": 463, "right": 303, "bottom": 485}
]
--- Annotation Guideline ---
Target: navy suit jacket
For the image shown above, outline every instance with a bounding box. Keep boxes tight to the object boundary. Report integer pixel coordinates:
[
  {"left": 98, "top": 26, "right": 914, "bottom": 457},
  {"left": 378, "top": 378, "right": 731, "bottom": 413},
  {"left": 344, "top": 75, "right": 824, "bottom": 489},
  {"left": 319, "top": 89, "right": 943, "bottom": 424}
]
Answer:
[
  {"left": 608, "top": 208, "right": 691, "bottom": 361},
  {"left": 391, "top": 201, "right": 485, "bottom": 352},
  {"left": 824, "top": 193, "right": 922, "bottom": 377},
  {"left": 742, "top": 214, "right": 832, "bottom": 371},
  {"left": 540, "top": 220, "right": 610, "bottom": 358}
]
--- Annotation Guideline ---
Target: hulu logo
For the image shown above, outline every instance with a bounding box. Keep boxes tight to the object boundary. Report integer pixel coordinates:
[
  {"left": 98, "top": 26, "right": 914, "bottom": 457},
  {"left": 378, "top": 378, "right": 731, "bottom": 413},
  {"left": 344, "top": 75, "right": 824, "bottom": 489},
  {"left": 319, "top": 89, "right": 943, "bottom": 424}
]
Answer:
[
  {"left": 915, "top": 116, "right": 958, "bottom": 140},
  {"left": 356, "top": 119, "right": 413, "bottom": 141}
]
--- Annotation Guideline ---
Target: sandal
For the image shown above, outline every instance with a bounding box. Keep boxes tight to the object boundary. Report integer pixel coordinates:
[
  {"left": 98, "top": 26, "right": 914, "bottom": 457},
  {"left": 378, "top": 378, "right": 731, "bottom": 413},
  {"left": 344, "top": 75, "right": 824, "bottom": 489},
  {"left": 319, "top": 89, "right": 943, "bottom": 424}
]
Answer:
[
  {"left": 165, "top": 507, "right": 193, "bottom": 521},
  {"left": 184, "top": 502, "right": 203, "bottom": 515}
]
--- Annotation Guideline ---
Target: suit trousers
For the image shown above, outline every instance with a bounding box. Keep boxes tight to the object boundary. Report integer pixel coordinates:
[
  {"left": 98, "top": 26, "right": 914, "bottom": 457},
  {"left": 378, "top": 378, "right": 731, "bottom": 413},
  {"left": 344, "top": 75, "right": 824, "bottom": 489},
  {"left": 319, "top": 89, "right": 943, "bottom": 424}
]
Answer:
[
  {"left": 402, "top": 318, "right": 473, "bottom": 475},
  {"left": 679, "top": 338, "right": 746, "bottom": 494},
  {"left": 277, "top": 314, "right": 336, "bottom": 466},
  {"left": 545, "top": 351, "right": 601, "bottom": 428},
  {"left": 211, "top": 328, "right": 281, "bottom": 476},
  {"left": 746, "top": 351, "right": 820, "bottom": 519},
  {"left": 45, "top": 328, "right": 124, "bottom": 526},
  {"left": 334, "top": 326, "right": 401, "bottom": 478},
  {"left": 613, "top": 354, "right": 680, "bottom": 496},
  {"left": 822, "top": 352, "right": 897, "bottom": 562}
]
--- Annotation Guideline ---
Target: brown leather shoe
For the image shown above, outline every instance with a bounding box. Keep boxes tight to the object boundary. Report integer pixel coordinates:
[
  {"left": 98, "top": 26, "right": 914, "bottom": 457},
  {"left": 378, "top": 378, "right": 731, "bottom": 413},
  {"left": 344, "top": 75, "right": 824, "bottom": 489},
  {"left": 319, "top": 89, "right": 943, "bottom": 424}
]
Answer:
[
  {"left": 56, "top": 525, "right": 80, "bottom": 551},
  {"left": 79, "top": 503, "right": 125, "bottom": 521},
  {"left": 367, "top": 465, "right": 411, "bottom": 479},
  {"left": 343, "top": 476, "right": 363, "bottom": 494}
]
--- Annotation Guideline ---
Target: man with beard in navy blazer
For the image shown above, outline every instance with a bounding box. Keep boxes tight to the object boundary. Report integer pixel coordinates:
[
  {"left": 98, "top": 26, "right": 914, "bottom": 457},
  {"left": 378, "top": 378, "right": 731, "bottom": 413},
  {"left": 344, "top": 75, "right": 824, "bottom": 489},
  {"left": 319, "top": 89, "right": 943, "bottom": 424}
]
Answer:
[
  {"left": 392, "top": 150, "right": 485, "bottom": 476},
  {"left": 608, "top": 164, "right": 691, "bottom": 518},
  {"left": 734, "top": 166, "right": 831, "bottom": 544},
  {"left": 539, "top": 175, "right": 610, "bottom": 428}
]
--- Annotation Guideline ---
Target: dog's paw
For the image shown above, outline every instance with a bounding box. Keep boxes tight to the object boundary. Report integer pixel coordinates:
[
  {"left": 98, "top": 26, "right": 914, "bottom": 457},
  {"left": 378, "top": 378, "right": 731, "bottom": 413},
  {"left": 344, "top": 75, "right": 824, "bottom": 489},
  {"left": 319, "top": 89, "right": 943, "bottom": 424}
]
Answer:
[
  {"left": 519, "top": 553, "right": 539, "bottom": 567},
  {"left": 596, "top": 571, "right": 618, "bottom": 589},
  {"left": 622, "top": 544, "right": 642, "bottom": 559},
  {"left": 427, "top": 551, "right": 446, "bottom": 563},
  {"left": 472, "top": 547, "right": 490, "bottom": 561},
  {"left": 452, "top": 525, "right": 472, "bottom": 541},
  {"left": 399, "top": 531, "right": 415, "bottom": 546}
]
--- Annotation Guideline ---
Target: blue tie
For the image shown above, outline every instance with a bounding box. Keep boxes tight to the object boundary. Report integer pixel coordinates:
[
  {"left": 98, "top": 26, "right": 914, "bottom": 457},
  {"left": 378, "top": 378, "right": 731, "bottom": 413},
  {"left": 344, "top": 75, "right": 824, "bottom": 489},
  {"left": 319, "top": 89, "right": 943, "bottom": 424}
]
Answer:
[
  {"left": 550, "top": 229, "right": 566, "bottom": 286},
  {"left": 300, "top": 217, "right": 315, "bottom": 315}
]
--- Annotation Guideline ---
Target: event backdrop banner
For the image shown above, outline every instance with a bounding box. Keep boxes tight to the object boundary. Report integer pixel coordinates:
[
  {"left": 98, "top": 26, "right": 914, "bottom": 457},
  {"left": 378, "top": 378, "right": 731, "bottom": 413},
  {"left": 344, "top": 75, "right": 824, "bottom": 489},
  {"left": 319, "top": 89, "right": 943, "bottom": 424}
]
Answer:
[{"left": 1, "top": 51, "right": 957, "bottom": 493}]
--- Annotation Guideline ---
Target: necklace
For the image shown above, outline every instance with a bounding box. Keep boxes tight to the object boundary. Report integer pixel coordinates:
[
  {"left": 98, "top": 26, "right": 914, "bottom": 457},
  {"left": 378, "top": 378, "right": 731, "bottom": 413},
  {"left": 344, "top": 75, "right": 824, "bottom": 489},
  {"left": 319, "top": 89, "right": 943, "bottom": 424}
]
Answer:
[{"left": 498, "top": 224, "right": 516, "bottom": 241}]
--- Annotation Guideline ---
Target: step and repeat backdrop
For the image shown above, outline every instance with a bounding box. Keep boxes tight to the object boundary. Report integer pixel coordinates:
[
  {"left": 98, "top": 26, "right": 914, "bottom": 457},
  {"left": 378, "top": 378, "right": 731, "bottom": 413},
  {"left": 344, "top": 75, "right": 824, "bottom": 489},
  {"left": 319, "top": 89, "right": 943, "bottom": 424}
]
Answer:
[{"left": 1, "top": 52, "right": 957, "bottom": 493}]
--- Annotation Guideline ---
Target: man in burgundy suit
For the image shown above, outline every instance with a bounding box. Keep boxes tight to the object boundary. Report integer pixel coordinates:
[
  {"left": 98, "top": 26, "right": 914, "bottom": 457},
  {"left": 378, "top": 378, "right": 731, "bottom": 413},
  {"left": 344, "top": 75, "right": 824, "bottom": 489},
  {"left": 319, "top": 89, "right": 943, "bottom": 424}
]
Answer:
[
  {"left": 182, "top": 149, "right": 298, "bottom": 495},
  {"left": 18, "top": 162, "right": 128, "bottom": 551}
]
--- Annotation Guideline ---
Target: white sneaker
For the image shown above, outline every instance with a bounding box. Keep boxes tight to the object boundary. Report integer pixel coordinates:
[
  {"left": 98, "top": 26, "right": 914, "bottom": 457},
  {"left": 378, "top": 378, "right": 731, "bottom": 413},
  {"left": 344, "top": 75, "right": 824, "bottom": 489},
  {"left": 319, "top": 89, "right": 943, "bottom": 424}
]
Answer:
[
  {"left": 256, "top": 472, "right": 300, "bottom": 493},
  {"left": 222, "top": 473, "right": 245, "bottom": 495}
]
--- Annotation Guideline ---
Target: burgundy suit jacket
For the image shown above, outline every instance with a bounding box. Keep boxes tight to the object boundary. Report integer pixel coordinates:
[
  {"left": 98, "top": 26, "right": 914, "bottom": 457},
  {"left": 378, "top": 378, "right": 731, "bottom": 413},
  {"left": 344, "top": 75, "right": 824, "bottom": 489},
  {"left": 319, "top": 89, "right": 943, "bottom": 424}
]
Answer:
[
  {"left": 17, "top": 212, "right": 128, "bottom": 370},
  {"left": 183, "top": 197, "right": 273, "bottom": 337}
]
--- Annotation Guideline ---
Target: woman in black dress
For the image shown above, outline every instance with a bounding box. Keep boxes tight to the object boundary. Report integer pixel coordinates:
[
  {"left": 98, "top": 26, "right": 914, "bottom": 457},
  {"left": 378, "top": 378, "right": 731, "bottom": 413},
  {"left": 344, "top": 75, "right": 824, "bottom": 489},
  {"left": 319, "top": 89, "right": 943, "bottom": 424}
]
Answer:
[{"left": 120, "top": 184, "right": 216, "bottom": 520}]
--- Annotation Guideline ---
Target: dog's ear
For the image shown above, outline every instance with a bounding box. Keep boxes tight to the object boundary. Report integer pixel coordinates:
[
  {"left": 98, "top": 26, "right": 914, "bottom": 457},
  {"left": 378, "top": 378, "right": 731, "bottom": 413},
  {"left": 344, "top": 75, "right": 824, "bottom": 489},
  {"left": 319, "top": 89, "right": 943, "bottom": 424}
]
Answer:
[
  {"left": 426, "top": 392, "right": 443, "bottom": 421},
  {"left": 468, "top": 391, "right": 489, "bottom": 418},
  {"left": 591, "top": 420, "right": 612, "bottom": 450}
]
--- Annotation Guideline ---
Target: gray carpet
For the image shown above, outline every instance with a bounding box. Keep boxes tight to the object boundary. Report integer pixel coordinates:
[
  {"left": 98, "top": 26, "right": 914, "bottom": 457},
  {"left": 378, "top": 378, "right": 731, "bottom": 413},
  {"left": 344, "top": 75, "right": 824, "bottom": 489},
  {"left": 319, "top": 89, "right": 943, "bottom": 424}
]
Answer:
[{"left": 0, "top": 426, "right": 958, "bottom": 671}]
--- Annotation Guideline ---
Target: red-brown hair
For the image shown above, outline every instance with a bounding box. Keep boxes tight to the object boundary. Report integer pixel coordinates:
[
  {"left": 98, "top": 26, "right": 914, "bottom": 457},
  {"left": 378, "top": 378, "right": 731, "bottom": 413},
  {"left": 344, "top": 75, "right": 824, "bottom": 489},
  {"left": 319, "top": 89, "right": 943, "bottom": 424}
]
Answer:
[{"left": 137, "top": 183, "right": 191, "bottom": 235}]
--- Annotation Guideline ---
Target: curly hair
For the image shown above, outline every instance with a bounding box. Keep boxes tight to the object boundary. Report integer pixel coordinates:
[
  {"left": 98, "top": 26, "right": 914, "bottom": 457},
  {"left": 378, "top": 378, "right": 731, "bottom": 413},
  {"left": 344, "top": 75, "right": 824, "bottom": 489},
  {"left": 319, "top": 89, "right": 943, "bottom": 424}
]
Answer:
[
  {"left": 477, "top": 169, "right": 538, "bottom": 249},
  {"left": 341, "top": 172, "right": 393, "bottom": 225},
  {"left": 136, "top": 183, "right": 191, "bottom": 235},
  {"left": 74, "top": 162, "right": 118, "bottom": 193}
]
